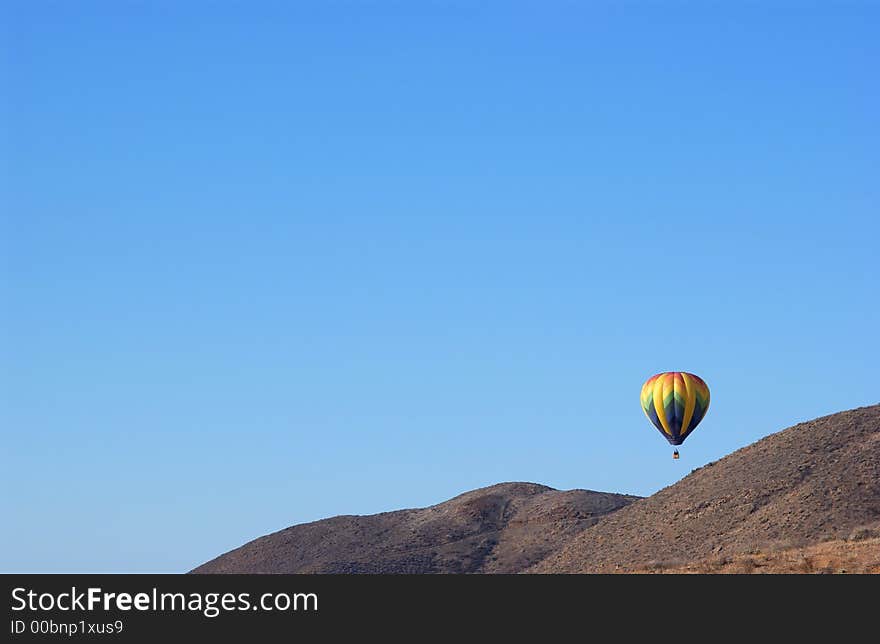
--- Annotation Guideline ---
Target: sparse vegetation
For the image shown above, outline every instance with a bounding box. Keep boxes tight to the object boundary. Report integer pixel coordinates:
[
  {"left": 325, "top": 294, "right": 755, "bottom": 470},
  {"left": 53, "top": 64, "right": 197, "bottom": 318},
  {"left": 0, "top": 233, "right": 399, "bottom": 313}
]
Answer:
[
  {"left": 730, "top": 558, "right": 757, "bottom": 574},
  {"left": 796, "top": 555, "right": 815, "bottom": 573},
  {"left": 632, "top": 536, "right": 880, "bottom": 574},
  {"left": 848, "top": 526, "right": 880, "bottom": 542}
]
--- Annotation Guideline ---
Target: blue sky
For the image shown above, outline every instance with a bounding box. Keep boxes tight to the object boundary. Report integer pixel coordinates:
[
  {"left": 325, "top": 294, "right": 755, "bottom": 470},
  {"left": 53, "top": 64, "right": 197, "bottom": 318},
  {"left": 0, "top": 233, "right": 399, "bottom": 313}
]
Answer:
[{"left": 1, "top": 1, "right": 877, "bottom": 573}]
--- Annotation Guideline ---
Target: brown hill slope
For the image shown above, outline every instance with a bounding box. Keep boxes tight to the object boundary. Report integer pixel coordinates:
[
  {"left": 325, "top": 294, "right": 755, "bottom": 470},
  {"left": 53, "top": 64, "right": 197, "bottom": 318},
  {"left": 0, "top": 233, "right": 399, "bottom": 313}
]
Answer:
[
  {"left": 531, "top": 404, "right": 880, "bottom": 572},
  {"left": 191, "top": 483, "right": 639, "bottom": 573}
]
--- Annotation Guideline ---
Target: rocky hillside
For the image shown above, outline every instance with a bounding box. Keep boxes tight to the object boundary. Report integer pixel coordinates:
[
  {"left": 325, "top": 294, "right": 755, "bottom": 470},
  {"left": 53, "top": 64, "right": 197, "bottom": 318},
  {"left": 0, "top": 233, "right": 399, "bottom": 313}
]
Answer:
[
  {"left": 193, "top": 404, "right": 880, "bottom": 574},
  {"left": 532, "top": 404, "right": 880, "bottom": 572},
  {"left": 191, "top": 483, "right": 638, "bottom": 573}
]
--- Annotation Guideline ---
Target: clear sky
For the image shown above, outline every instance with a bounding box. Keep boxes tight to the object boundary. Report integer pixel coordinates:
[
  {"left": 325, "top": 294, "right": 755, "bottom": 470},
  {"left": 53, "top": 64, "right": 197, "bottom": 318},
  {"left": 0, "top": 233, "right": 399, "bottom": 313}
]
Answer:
[{"left": 2, "top": 1, "right": 877, "bottom": 573}]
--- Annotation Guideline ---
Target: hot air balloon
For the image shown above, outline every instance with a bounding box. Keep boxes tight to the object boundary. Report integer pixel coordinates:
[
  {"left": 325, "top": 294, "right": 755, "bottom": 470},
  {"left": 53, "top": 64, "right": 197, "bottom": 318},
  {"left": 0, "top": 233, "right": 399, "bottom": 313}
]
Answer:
[{"left": 640, "top": 372, "right": 710, "bottom": 459}]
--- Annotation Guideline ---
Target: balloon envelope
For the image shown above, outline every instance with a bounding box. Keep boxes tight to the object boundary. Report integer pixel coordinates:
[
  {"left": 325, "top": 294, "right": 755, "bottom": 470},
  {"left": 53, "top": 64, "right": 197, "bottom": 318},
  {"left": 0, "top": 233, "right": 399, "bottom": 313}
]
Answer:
[{"left": 640, "top": 372, "right": 710, "bottom": 446}]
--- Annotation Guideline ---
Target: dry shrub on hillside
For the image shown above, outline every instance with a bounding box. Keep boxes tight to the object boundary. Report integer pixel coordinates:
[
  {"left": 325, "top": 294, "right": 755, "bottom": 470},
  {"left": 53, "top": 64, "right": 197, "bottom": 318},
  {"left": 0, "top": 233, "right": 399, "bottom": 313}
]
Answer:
[{"left": 848, "top": 525, "right": 880, "bottom": 542}]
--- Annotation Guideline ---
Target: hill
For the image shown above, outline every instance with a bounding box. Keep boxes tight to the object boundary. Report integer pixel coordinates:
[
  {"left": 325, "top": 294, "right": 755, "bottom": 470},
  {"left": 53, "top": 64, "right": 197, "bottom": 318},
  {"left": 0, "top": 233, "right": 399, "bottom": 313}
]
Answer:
[
  {"left": 191, "top": 483, "right": 639, "bottom": 573},
  {"left": 532, "top": 404, "right": 880, "bottom": 572},
  {"left": 193, "top": 404, "right": 880, "bottom": 573}
]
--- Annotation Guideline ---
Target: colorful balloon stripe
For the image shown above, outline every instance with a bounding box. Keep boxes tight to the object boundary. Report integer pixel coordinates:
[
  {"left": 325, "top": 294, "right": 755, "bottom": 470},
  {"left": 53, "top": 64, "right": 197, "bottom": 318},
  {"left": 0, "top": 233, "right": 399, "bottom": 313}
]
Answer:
[{"left": 640, "top": 372, "right": 710, "bottom": 446}]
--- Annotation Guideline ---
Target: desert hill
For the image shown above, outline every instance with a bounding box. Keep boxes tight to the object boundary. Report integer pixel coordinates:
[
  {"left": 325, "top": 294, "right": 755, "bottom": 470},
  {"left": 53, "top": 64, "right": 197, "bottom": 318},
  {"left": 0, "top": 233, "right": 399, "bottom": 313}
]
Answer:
[
  {"left": 191, "top": 483, "right": 638, "bottom": 573},
  {"left": 532, "top": 404, "right": 880, "bottom": 572},
  {"left": 193, "top": 404, "right": 880, "bottom": 574}
]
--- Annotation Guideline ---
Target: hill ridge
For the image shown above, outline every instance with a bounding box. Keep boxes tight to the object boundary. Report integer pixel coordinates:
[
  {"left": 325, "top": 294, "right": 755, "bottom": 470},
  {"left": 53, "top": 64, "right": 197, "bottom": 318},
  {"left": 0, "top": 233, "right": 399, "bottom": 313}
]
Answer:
[
  {"left": 191, "top": 482, "right": 639, "bottom": 573},
  {"left": 192, "top": 404, "right": 880, "bottom": 574},
  {"left": 531, "top": 403, "right": 880, "bottom": 572}
]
